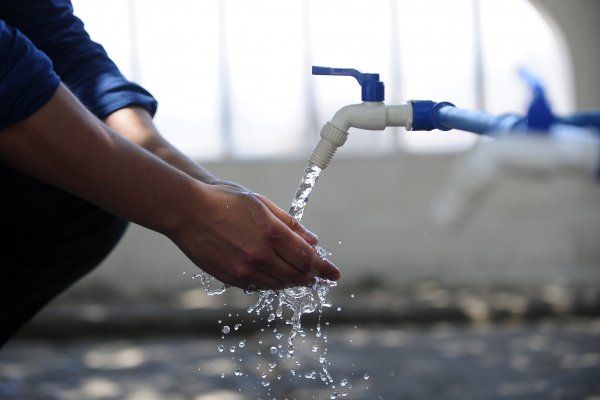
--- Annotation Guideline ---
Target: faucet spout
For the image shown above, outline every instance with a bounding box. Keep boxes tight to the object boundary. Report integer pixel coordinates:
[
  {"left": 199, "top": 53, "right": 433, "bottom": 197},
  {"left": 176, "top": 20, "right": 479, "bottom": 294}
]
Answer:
[{"left": 308, "top": 101, "right": 413, "bottom": 169}]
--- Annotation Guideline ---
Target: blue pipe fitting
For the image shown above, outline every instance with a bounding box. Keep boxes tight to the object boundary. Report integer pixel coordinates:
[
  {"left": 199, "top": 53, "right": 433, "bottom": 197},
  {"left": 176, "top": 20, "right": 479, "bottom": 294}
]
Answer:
[
  {"left": 411, "top": 100, "right": 454, "bottom": 131},
  {"left": 558, "top": 111, "right": 600, "bottom": 131},
  {"left": 412, "top": 100, "right": 524, "bottom": 134}
]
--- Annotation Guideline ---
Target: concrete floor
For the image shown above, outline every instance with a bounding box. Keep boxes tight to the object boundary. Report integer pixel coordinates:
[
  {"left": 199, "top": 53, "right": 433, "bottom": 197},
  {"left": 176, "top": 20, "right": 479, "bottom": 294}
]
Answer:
[{"left": 2, "top": 316, "right": 600, "bottom": 400}]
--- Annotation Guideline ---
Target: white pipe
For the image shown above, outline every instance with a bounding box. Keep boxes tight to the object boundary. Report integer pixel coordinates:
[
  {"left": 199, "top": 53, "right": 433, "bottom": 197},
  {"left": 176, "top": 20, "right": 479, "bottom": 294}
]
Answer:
[{"left": 308, "top": 102, "right": 412, "bottom": 169}]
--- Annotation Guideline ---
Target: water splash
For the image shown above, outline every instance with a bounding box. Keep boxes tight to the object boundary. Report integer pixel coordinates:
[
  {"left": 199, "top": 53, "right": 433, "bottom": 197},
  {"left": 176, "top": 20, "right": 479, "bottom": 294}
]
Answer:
[
  {"left": 245, "top": 162, "right": 335, "bottom": 370},
  {"left": 195, "top": 162, "right": 339, "bottom": 391},
  {"left": 192, "top": 273, "right": 229, "bottom": 295}
]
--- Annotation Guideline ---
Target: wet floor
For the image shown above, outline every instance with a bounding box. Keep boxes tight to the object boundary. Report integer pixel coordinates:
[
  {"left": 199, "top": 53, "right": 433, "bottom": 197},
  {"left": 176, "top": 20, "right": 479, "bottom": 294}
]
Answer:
[{"left": 1, "top": 317, "right": 600, "bottom": 400}]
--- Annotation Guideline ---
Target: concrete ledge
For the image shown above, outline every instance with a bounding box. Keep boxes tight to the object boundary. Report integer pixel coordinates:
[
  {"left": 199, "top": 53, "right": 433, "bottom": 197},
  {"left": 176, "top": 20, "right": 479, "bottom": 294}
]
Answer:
[{"left": 17, "top": 282, "right": 600, "bottom": 339}]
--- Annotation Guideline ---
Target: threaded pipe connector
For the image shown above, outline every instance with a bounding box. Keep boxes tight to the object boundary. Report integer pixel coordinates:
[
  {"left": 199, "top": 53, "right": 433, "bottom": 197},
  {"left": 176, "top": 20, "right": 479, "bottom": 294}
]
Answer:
[{"left": 308, "top": 123, "right": 348, "bottom": 169}]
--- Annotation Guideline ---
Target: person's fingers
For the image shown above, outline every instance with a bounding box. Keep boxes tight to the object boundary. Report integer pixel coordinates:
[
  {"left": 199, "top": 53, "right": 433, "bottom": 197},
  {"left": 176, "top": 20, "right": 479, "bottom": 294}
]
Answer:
[
  {"left": 256, "top": 194, "right": 319, "bottom": 245},
  {"left": 241, "top": 268, "right": 286, "bottom": 291},
  {"left": 268, "top": 224, "right": 340, "bottom": 281},
  {"left": 258, "top": 251, "right": 316, "bottom": 287}
]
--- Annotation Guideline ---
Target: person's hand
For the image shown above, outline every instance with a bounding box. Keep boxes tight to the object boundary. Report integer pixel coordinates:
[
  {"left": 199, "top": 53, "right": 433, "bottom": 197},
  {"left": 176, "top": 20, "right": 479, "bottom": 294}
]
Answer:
[
  {"left": 206, "top": 178, "right": 315, "bottom": 242},
  {"left": 431, "top": 126, "right": 600, "bottom": 230},
  {"left": 166, "top": 181, "right": 340, "bottom": 290}
]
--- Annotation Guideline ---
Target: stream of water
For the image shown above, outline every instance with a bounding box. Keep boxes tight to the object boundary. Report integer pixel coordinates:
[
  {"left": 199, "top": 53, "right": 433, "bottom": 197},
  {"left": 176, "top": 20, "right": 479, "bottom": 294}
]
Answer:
[{"left": 195, "top": 162, "right": 348, "bottom": 398}]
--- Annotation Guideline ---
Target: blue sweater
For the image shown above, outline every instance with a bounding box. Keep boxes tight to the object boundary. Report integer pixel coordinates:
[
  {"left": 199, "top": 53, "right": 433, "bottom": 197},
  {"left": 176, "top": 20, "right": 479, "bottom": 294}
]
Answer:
[{"left": 0, "top": 0, "right": 157, "bottom": 130}]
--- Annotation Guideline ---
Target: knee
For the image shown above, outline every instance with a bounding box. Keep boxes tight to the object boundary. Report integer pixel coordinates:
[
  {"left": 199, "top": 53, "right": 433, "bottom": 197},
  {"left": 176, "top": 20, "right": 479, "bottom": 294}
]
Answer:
[{"left": 80, "top": 210, "right": 129, "bottom": 268}]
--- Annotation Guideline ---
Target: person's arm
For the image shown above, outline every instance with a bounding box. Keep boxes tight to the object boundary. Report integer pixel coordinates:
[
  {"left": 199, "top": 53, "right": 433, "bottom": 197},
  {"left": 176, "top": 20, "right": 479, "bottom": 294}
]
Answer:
[
  {"left": 103, "top": 107, "right": 217, "bottom": 184},
  {"left": 103, "top": 106, "right": 313, "bottom": 238},
  {"left": 0, "top": 84, "right": 340, "bottom": 289},
  {"left": 5, "top": 0, "right": 305, "bottom": 229}
]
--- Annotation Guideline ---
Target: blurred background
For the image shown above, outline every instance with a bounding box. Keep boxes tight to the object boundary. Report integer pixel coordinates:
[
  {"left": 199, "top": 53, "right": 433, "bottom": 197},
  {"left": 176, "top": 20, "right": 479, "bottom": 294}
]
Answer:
[{"left": 2, "top": 0, "right": 600, "bottom": 399}]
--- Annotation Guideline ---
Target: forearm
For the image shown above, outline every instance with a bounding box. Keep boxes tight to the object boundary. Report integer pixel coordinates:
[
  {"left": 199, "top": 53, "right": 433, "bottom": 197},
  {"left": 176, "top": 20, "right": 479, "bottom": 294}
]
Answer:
[
  {"left": 103, "top": 107, "right": 217, "bottom": 183},
  {"left": 0, "top": 84, "right": 197, "bottom": 234},
  {"left": 0, "top": 84, "right": 339, "bottom": 289}
]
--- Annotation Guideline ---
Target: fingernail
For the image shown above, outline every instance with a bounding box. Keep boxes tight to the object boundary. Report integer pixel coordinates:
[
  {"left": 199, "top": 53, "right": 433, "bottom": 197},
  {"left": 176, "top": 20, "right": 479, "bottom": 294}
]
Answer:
[
  {"left": 305, "top": 229, "right": 319, "bottom": 243},
  {"left": 324, "top": 261, "right": 340, "bottom": 280}
]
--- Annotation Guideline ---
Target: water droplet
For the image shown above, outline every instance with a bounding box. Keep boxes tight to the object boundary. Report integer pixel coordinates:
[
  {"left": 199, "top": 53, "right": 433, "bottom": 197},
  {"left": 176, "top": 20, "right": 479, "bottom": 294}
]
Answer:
[
  {"left": 234, "top": 323, "right": 242, "bottom": 330},
  {"left": 234, "top": 369, "right": 243, "bottom": 376},
  {"left": 275, "top": 333, "right": 283, "bottom": 340},
  {"left": 239, "top": 340, "right": 246, "bottom": 348},
  {"left": 337, "top": 307, "right": 342, "bottom": 312},
  {"left": 340, "top": 379, "right": 348, "bottom": 387},
  {"left": 350, "top": 293, "right": 355, "bottom": 298},
  {"left": 261, "top": 381, "right": 270, "bottom": 387},
  {"left": 305, "top": 371, "right": 317, "bottom": 379},
  {"left": 312, "top": 344, "right": 319, "bottom": 352},
  {"left": 364, "top": 373, "right": 370, "bottom": 380},
  {"left": 217, "top": 345, "right": 224, "bottom": 352},
  {"left": 229, "top": 346, "right": 236, "bottom": 353},
  {"left": 269, "top": 362, "right": 277, "bottom": 369},
  {"left": 220, "top": 373, "right": 225, "bottom": 379},
  {"left": 267, "top": 313, "right": 276, "bottom": 322},
  {"left": 270, "top": 346, "right": 278, "bottom": 354},
  {"left": 330, "top": 392, "right": 338, "bottom": 399},
  {"left": 222, "top": 325, "right": 230, "bottom": 334}
]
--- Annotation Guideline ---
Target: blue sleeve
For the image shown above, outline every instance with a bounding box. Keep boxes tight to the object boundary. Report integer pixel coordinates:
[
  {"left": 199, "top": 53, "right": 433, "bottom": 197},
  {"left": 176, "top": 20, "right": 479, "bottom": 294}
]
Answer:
[
  {"left": 0, "top": 0, "right": 157, "bottom": 119},
  {"left": 0, "top": 20, "right": 60, "bottom": 130}
]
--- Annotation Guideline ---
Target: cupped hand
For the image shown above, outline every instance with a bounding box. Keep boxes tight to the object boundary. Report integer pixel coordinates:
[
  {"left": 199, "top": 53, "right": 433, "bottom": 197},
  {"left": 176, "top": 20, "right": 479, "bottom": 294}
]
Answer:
[{"left": 168, "top": 182, "right": 340, "bottom": 290}]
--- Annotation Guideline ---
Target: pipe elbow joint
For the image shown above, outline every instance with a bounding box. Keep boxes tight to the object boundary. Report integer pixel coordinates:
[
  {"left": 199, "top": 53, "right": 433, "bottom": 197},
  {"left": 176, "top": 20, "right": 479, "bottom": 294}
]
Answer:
[
  {"left": 330, "top": 102, "right": 388, "bottom": 132},
  {"left": 330, "top": 102, "right": 413, "bottom": 132}
]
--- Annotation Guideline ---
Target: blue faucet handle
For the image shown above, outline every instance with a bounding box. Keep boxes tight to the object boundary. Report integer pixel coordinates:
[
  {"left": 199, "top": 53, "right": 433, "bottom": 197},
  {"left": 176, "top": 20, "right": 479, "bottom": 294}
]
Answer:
[
  {"left": 312, "top": 66, "right": 385, "bottom": 102},
  {"left": 518, "top": 68, "right": 555, "bottom": 132}
]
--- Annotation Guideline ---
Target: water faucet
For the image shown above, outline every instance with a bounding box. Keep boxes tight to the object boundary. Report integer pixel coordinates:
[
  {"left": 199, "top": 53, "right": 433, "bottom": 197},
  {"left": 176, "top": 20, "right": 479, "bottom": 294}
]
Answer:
[
  {"left": 308, "top": 66, "right": 600, "bottom": 171},
  {"left": 308, "top": 66, "right": 413, "bottom": 169}
]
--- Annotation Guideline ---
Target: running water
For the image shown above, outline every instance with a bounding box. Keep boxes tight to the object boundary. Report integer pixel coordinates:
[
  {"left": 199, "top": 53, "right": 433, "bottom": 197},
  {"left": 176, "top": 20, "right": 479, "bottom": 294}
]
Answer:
[
  {"left": 289, "top": 162, "right": 322, "bottom": 221},
  {"left": 247, "top": 162, "right": 335, "bottom": 357},
  {"left": 195, "top": 161, "right": 339, "bottom": 389}
]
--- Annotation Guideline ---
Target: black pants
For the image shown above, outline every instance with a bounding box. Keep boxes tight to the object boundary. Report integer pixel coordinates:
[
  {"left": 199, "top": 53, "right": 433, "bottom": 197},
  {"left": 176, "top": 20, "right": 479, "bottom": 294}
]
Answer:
[{"left": 0, "top": 164, "right": 128, "bottom": 347}]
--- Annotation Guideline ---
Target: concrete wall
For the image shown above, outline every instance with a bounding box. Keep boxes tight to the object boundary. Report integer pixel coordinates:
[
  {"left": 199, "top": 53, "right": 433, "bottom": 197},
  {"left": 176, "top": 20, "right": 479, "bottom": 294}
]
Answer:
[
  {"left": 531, "top": 0, "right": 600, "bottom": 110},
  {"left": 64, "top": 0, "right": 600, "bottom": 302}
]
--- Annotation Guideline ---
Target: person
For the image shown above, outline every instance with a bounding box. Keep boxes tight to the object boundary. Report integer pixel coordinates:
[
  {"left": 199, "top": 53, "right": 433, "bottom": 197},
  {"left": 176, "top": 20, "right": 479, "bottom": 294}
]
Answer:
[{"left": 0, "top": 0, "right": 339, "bottom": 347}]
